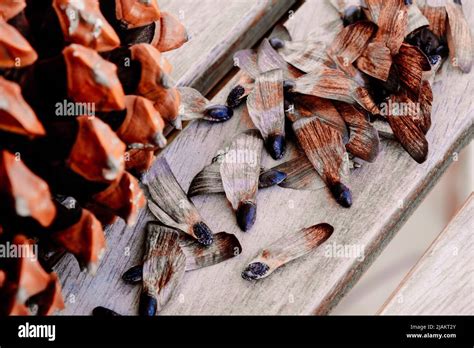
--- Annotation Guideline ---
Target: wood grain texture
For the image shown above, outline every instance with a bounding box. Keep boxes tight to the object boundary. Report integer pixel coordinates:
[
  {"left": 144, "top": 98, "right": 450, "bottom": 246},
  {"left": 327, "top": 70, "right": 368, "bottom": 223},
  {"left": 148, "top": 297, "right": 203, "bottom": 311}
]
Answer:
[
  {"left": 55, "top": 0, "right": 474, "bottom": 315},
  {"left": 379, "top": 194, "right": 474, "bottom": 315},
  {"left": 160, "top": 0, "right": 296, "bottom": 94}
]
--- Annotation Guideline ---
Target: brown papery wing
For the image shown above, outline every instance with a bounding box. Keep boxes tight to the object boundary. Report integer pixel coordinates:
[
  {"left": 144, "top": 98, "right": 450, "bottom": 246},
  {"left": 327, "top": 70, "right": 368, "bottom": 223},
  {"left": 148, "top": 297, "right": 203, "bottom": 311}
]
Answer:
[
  {"left": 177, "top": 87, "right": 210, "bottom": 121},
  {"left": 234, "top": 49, "right": 259, "bottom": 79},
  {"left": 327, "top": 21, "right": 377, "bottom": 76},
  {"left": 357, "top": 0, "right": 408, "bottom": 80},
  {"left": 385, "top": 93, "right": 428, "bottom": 164},
  {"left": 419, "top": 5, "right": 447, "bottom": 39},
  {"left": 220, "top": 130, "right": 263, "bottom": 210},
  {"left": 142, "top": 224, "right": 186, "bottom": 314},
  {"left": 373, "top": 0, "right": 408, "bottom": 55},
  {"left": 187, "top": 158, "right": 224, "bottom": 197},
  {"left": 242, "top": 223, "right": 334, "bottom": 280},
  {"left": 257, "top": 39, "right": 302, "bottom": 78},
  {"left": 272, "top": 155, "right": 326, "bottom": 191},
  {"left": 394, "top": 43, "right": 431, "bottom": 102},
  {"left": 179, "top": 232, "right": 242, "bottom": 271},
  {"left": 356, "top": 41, "right": 393, "bottom": 81},
  {"left": 333, "top": 102, "right": 380, "bottom": 162},
  {"left": 292, "top": 116, "right": 351, "bottom": 207},
  {"left": 417, "top": 80, "right": 433, "bottom": 134},
  {"left": 145, "top": 157, "right": 207, "bottom": 242},
  {"left": 293, "top": 64, "right": 379, "bottom": 114},
  {"left": 293, "top": 94, "right": 349, "bottom": 140},
  {"left": 446, "top": 0, "right": 472, "bottom": 73},
  {"left": 406, "top": 2, "right": 430, "bottom": 36},
  {"left": 279, "top": 40, "right": 333, "bottom": 73},
  {"left": 247, "top": 69, "right": 285, "bottom": 144}
]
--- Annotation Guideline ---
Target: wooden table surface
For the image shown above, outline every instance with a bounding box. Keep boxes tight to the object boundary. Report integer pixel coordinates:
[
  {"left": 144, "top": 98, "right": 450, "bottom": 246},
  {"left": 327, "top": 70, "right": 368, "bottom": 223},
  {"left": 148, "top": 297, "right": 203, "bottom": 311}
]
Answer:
[
  {"left": 55, "top": 0, "right": 474, "bottom": 315},
  {"left": 162, "top": 0, "right": 296, "bottom": 94},
  {"left": 379, "top": 194, "right": 473, "bottom": 315}
]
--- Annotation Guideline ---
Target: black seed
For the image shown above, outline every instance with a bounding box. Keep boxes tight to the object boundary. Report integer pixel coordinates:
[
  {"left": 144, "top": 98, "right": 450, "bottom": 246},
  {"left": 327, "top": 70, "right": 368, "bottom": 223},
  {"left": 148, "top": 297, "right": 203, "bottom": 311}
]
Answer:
[
  {"left": 329, "top": 182, "right": 352, "bottom": 208},
  {"left": 193, "top": 222, "right": 214, "bottom": 246},
  {"left": 204, "top": 105, "right": 234, "bottom": 122},
  {"left": 283, "top": 80, "right": 295, "bottom": 93},
  {"left": 342, "top": 6, "right": 362, "bottom": 26},
  {"left": 122, "top": 265, "right": 143, "bottom": 284},
  {"left": 404, "top": 0, "right": 413, "bottom": 5},
  {"left": 454, "top": 0, "right": 462, "bottom": 5},
  {"left": 227, "top": 85, "right": 246, "bottom": 108},
  {"left": 368, "top": 65, "right": 400, "bottom": 106},
  {"left": 407, "top": 28, "right": 443, "bottom": 58},
  {"left": 259, "top": 169, "right": 288, "bottom": 188},
  {"left": 269, "top": 37, "right": 285, "bottom": 50},
  {"left": 92, "top": 306, "right": 121, "bottom": 316},
  {"left": 242, "top": 262, "right": 270, "bottom": 281},
  {"left": 429, "top": 55, "right": 441, "bottom": 66},
  {"left": 236, "top": 201, "right": 257, "bottom": 232},
  {"left": 435, "top": 44, "right": 448, "bottom": 57},
  {"left": 265, "top": 134, "right": 286, "bottom": 160},
  {"left": 139, "top": 292, "right": 157, "bottom": 317}
]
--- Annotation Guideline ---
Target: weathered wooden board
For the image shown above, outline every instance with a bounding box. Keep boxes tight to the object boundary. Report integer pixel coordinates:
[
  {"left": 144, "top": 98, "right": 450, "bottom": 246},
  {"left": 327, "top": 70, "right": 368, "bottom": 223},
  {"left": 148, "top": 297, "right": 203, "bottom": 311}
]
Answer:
[
  {"left": 379, "top": 194, "right": 473, "bottom": 315},
  {"left": 161, "top": 0, "right": 296, "bottom": 94},
  {"left": 55, "top": 0, "right": 474, "bottom": 315}
]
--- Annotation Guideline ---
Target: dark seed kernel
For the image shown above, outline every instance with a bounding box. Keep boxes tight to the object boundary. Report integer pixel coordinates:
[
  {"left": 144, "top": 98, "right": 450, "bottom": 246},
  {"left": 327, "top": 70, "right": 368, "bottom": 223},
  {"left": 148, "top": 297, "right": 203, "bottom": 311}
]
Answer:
[
  {"left": 139, "top": 292, "right": 157, "bottom": 317},
  {"left": 342, "top": 6, "right": 363, "bottom": 26},
  {"left": 259, "top": 170, "right": 287, "bottom": 188},
  {"left": 329, "top": 182, "right": 353, "bottom": 208},
  {"left": 429, "top": 55, "right": 441, "bottom": 66},
  {"left": 227, "top": 85, "right": 246, "bottom": 108},
  {"left": 283, "top": 80, "right": 295, "bottom": 93},
  {"left": 122, "top": 264, "right": 143, "bottom": 284},
  {"left": 434, "top": 44, "right": 448, "bottom": 57},
  {"left": 368, "top": 64, "right": 401, "bottom": 106},
  {"left": 407, "top": 28, "right": 445, "bottom": 58},
  {"left": 242, "top": 262, "right": 270, "bottom": 281},
  {"left": 204, "top": 105, "right": 234, "bottom": 122},
  {"left": 92, "top": 306, "right": 121, "bottom": 316},
  {"left": 269, "top": 37, "right": 285, "bottom": 50},
  {"left": 236, "top": 201, "right": 257, "bottom": 232},
  {"left": 266, "top": 134, "right": 286, "bottom": 160},
  {"left": 193, "top": 222, "right": 214, "bottom": 246}
]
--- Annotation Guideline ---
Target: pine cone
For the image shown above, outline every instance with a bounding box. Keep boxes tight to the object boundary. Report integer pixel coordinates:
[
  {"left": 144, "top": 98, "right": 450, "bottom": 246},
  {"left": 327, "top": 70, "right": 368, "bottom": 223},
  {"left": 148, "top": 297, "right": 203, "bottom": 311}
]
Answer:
[{"left": 0, "top": 0, "right": 196, "bottom": 316}]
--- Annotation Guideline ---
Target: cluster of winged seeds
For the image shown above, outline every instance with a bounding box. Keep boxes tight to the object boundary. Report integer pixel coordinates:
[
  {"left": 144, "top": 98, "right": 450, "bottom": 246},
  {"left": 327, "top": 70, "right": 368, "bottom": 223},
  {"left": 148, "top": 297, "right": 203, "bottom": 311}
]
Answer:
[
  {"left": 0, "top": 0, "right": 233, "bottom": 316},
  {"left": 115, "top": 0, "right": 472, "bottom": 316},
  {"left": 221, "top": 0, "right": 472, "bottom": 211}
]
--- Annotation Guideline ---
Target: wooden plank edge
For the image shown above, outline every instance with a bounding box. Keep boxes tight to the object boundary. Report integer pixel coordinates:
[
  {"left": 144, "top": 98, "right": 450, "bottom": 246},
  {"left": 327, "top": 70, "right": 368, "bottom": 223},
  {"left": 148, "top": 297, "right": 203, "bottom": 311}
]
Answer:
[
  {"left": 377, "top": 192, "right": 474, "bottom": 315},
  {"left": 320, "top": 126, "right": 474, "bottom": 315},
  {"left": 176, "top": 0, "right": 296, "bottom": 95}
]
